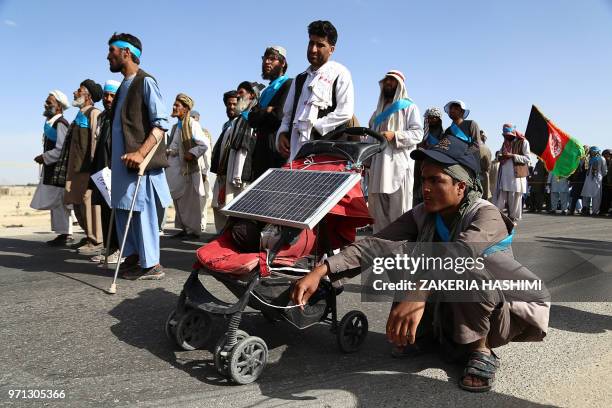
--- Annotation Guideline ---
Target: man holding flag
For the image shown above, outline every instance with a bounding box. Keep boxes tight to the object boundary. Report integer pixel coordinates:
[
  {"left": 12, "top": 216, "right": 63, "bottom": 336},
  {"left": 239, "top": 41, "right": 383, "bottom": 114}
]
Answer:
[{"left": 367, "top": 70, "right": 423, "bottom": 232}]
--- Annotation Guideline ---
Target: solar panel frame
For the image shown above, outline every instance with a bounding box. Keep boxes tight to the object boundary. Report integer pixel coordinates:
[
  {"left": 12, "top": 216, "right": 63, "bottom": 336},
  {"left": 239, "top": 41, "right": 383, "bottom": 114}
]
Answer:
[{"left": 221, "top": 168, "right": 361, "bottom": 229}]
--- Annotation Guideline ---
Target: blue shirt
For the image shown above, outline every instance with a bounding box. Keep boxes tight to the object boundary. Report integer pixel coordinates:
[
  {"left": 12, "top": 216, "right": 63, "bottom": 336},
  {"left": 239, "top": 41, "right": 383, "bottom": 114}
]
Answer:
[{"left": 111, "top": 75, "right": 172, "bottom": 211}]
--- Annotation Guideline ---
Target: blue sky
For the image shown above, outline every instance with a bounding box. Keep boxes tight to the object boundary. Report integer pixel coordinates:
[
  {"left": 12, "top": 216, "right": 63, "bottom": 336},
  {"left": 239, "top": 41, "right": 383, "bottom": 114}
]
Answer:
[{"left": 1, "top": 0, "right": 611, "bottom": 184}]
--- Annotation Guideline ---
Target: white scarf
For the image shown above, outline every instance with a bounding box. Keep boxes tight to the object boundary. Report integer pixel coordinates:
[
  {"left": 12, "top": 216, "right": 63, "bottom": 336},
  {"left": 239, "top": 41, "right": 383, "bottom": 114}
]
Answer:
[{"left": 295, "top": 61, "right": 343, "bottom": 142}]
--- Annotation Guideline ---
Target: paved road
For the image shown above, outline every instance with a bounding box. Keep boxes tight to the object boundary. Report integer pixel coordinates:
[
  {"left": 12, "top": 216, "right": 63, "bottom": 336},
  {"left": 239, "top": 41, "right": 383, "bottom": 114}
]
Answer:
[{"left": 0, "top": 213, "right": 611, "bottom": 407}]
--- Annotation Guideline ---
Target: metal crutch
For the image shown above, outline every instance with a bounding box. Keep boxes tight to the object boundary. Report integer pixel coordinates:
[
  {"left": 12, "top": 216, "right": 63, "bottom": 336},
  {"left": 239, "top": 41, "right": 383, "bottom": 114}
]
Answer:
[{"left": 108, "top": 140, "right": 161, "bottom": 294}]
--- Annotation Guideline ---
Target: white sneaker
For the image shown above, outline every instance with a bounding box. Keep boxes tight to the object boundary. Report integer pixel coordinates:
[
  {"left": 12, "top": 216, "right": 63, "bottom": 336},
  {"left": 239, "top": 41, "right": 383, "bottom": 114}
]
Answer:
[
  {"left": 90, "top": 253, "right": 105, "bottom": 263},
  {"left": 96, "top": 250, "right": 121, "bottom": 264}
]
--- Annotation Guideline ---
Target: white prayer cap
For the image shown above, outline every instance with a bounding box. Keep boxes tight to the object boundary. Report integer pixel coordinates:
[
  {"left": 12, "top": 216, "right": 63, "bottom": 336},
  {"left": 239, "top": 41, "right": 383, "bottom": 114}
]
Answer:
[
  {"left": 265, "top": 45, "right": 287, "bottom": 59},
  {"left": 103, "top": 80, "right": 121, "bottom": 94},
  {"left": 444, "top": 100, "right": 470, "bottom": 119},
  {"left": 49, "top": 90, "right": 70, "bottom": 110}
]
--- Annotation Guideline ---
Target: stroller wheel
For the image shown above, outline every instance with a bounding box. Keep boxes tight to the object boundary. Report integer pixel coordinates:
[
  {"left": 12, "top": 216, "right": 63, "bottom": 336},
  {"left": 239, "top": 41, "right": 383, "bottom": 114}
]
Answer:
[
  {"left": 229, "top": 336, "right": 268, "bottom": 385},
  {"left": 214, "top": 329, "right": 249, "bottom": 377},
  {"left": 337, "top": 310, "right": 368, "bottom": 353},
  {"left": 175, "top": 309, "right": 213, "bottom": 351}
]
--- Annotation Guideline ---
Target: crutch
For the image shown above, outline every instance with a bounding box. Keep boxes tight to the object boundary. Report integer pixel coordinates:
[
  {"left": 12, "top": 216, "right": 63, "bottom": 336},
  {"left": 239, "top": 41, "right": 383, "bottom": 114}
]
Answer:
[{"left": 108, "top": 140, "right": 161, "bottom": 294}]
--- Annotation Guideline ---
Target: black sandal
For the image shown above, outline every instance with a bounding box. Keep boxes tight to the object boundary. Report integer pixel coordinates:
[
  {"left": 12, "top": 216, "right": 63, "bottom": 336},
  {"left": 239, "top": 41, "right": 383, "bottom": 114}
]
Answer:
[{"left": 459, "top": 350, "right": 500, "bottom": 393}]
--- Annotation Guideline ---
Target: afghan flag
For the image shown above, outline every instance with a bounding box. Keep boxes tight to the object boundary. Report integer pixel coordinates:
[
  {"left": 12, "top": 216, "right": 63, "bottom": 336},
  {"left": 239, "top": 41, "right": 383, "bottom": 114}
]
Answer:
[{"left": 525, "top": 105, "right": 584, "bottom": 178}]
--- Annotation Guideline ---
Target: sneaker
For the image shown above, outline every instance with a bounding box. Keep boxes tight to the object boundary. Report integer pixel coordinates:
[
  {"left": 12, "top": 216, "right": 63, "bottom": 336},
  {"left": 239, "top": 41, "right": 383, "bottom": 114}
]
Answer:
[
  {"left": 46, "top": 234, "right": 74, "bottom": 247},
  {"left": 77, "top": 243, "right": 104, "bottom": 256},
  {"left": 90, "top": 253, "right": 105, "bottom": 263},
  {"left": 90, "top": 250, "right": 121, "bottom": 264},
  {"left": 102, "top": 250, "right": 122, "bottom": 264},
  {"left": 123, "top": 264, "right": 165, "bottom": 280}
]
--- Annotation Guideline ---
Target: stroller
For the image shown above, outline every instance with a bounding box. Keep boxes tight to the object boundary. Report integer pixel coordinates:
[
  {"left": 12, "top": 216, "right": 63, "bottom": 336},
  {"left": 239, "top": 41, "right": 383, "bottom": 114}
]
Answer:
[{"left": 165, "top": 127, "right": 387, "bottom": 384}]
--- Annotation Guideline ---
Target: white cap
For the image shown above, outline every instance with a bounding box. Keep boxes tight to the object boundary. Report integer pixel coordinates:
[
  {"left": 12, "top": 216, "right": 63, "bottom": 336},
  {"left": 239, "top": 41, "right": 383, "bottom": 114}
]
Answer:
[
  {"left": 49, "top": 90, "right": 70, "bottom": 110},
  {"left": 444, "top": 100, "right": 470, "bottom": 119}
]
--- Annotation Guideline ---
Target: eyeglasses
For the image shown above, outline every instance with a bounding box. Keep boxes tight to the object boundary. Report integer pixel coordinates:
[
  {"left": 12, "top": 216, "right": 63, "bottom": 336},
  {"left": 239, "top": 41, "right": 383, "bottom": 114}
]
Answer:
[{"left": 261, "top": 55, "right": 280, "bottom": 62}]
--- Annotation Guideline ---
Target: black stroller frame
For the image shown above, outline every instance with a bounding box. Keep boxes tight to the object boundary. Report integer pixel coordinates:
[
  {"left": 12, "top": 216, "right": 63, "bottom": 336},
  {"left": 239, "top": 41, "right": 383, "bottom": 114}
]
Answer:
[{"left": 165, "top": 128, "right": 387, "bottom": 384}]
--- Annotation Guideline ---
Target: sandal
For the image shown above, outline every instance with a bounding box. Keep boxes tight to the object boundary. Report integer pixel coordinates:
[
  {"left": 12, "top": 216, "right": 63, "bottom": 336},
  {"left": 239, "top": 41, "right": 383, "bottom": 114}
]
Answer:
[{"left": 459, "top": 350, "right": 500, "bottom": 393}]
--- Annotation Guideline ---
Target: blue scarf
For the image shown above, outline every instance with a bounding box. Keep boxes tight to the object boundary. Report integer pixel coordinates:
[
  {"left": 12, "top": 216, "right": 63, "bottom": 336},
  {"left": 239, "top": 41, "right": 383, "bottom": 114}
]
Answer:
[
  {"left": 426, "top": 132, "right": 440, "bottom": 145},
  {"left": 43, "top": 122, "right": 57, "bottom": 142},
  {"left": 435, "top": 214, "right": 450, "bottom": 242},
  {"left": 258, "top": 75, "right": 289, "bottom": 109},
  {"left": 74, "top": 111, "right": 89, "bottom": 128},
  {"left": 449, "top": 123, "right": 471, "bottom": 143},
  {"left": 482, "top": 232, "right": 514, "bottom": 256},
  {"left": 373, "top": 98, "right": 412, "bottom": 128}
]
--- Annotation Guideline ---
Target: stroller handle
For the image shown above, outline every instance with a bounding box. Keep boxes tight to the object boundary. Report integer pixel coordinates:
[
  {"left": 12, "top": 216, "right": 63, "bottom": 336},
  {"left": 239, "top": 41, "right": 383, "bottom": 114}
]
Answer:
[{"left": 321, "top": 126, "right": 387, "bottom": 149}]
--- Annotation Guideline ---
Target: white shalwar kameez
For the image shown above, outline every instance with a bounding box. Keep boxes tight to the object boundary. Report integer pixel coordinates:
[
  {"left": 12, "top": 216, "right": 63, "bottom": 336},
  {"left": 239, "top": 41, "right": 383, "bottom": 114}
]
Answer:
[
  {"left": 547, "top": 173, "right": 570, "bottom": 212},
  {"left": 367, "top": 78, "right": 423, "bottom": 233},
  {"left": 494, "top": 139, "right": 531, "bottom": 220},
  {"left": 165, "top": 119, "right": 209, "bottom": 234},
  {"left": 581, "top": 156, "right": 607, "bottom": 215}
]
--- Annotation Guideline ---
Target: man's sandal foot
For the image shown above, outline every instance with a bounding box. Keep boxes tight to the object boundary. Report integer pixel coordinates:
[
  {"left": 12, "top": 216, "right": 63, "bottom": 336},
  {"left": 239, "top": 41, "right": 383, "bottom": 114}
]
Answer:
[{"left": 459, "top": 350, "right": 500, "bottom": 393}]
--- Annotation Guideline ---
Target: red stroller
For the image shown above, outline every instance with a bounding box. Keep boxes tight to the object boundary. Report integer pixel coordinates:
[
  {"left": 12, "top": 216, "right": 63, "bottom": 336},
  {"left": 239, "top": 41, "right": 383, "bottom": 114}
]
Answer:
[{"left": 165, "top": 127, "right": 386, "bottom": 384}]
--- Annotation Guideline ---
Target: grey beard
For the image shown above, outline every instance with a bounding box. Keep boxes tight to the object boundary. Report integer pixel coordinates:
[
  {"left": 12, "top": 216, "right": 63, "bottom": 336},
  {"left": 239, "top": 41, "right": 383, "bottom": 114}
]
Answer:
[
  {"left": 43, "top": 107, "right": 56, "bottom": 118},
  {"left": 72, "top": 96, "right": 85, "bottom": 108},
  {"left": 236, "top": 96, "right": 251, "bottom": 113}
]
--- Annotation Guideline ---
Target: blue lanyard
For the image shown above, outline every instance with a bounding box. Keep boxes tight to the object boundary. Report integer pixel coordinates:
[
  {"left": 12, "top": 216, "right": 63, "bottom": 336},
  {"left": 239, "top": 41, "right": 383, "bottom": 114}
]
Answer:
[
  {"left": 373, "top": 98, "right": 412, "bottom": 128},
  {"left": 259, "top": 75, "right": 289, "bottom": 109},
  {"left": 450, "top": 123, "right": 470, "bottom": 143}
]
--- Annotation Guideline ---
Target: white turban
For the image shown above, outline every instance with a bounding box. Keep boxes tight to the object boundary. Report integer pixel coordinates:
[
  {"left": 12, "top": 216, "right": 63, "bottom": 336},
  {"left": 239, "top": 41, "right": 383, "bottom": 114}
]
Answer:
[{"left": 49, "top": 90, "right": 70, "bottom": 110}]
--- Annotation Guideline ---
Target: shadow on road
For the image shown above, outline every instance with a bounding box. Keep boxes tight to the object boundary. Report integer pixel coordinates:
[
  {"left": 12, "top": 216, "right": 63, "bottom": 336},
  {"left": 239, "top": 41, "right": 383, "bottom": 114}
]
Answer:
[
  {"left": 108, "top": 288, "right": 556, "bottom": 407},
  {"left": 549, "top": 304, "right": 612, "bottom": 334}
]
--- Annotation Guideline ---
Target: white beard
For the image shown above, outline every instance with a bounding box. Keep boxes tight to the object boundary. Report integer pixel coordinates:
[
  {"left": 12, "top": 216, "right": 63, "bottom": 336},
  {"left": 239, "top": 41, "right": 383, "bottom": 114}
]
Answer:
[
  {"left": 236, "top": 96, "right": 251, "bottom": 113},
  {"left": 72, "top": 96, "right": 85, "bottom": 108}
]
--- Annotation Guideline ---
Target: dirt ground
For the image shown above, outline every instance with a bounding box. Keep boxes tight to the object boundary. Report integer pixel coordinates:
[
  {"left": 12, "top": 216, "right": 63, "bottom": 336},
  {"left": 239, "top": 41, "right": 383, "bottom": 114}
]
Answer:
[{"left": 0, "top": 185, "right": 193, "bottom": 233}]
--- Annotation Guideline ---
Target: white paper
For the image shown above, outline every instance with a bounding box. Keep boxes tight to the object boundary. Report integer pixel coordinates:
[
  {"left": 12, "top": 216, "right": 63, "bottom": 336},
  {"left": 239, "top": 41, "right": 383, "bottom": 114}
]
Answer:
[{"left": 91, "top": 167, "right": 112, "bottom": 207}]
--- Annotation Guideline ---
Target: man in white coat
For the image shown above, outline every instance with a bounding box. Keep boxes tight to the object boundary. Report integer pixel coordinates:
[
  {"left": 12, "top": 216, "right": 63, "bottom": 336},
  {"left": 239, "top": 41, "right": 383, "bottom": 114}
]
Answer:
[
  {"left": 32, "top": 90, "right": 73, "bottom": 246},
  {"left": 165, "top": 94, "right": 209, "bottom": 239},
  {"left": 367, "top": 70, "right": 423, "bottom": 232},
  {"left": 276, "top": 20, "right": 354, "bottom": 161}
]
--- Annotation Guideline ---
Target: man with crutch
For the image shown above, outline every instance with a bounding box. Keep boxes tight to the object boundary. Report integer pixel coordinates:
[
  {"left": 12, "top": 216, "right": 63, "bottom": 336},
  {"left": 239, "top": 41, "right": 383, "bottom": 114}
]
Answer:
[{"left": 106, "top": 32, "right": 172, "bottom": 281}]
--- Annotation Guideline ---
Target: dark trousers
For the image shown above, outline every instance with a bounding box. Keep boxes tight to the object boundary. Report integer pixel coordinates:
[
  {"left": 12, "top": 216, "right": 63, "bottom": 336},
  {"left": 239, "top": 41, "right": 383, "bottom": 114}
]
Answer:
[
  {"left": 529, "top": 191, "right": 547, "bottom": 212},
  {"left": 101, "top": 202, "right": 119, "bottom": 252},
  {"left": 569, "top": 184, "right": 585, "bottom": 214},
  {"left": 600, "top": 184, "right": 611, "bottom": 214}
]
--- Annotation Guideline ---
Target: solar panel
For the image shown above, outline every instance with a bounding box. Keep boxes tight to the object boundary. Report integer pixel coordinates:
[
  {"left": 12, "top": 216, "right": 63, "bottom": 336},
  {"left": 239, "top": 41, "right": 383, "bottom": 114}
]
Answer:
[{"left": 221, "top": 168, "right": 361, "bottom": 229}]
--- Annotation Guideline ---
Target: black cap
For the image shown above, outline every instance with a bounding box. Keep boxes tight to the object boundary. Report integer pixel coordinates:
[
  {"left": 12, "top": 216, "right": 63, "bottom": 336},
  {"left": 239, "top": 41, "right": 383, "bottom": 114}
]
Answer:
[
  {"left": 80, "top": 79, "right": 103, "bottom": 103},
  {"left": 236, "top": 81, "right": 265, "bottom": 98},
  {"left": 410, "top": 134, "right": 480, "bottom": 175}
]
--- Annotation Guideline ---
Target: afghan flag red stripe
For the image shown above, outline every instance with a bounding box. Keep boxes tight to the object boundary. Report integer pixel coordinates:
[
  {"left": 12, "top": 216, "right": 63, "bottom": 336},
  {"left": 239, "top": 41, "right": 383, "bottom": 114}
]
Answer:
[{"left": 525, "top": 105, "right": 584, "bottom": 178}]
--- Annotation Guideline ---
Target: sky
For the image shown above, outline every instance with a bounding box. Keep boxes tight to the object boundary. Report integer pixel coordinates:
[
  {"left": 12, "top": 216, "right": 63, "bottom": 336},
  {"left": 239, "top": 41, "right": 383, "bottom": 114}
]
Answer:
[{"left": 0, "top": 0, "right": 611, "bottom": 185}]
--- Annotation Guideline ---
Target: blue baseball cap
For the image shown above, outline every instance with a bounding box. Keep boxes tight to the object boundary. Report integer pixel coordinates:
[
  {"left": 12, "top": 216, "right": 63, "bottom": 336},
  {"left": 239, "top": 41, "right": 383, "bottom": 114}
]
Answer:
[{"left": 410, "top": 134, "right": 480, "bottom": 175}]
